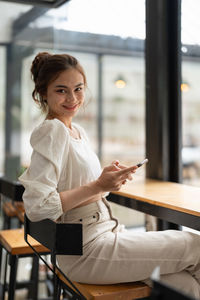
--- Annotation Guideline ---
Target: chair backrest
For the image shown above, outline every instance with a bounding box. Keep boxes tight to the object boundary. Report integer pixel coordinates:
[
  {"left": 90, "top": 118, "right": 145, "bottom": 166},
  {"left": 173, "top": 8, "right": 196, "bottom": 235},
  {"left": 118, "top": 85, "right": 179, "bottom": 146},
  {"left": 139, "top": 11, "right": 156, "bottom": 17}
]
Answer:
[
  {"left": 24, "top": 214, "right": 84, "bottom": 299},
  {"left": 24, "top": 214, "right": 82, "bottom": 255},
  {"left": 0, "top": 177, "right": 24, "bottom": 201}
]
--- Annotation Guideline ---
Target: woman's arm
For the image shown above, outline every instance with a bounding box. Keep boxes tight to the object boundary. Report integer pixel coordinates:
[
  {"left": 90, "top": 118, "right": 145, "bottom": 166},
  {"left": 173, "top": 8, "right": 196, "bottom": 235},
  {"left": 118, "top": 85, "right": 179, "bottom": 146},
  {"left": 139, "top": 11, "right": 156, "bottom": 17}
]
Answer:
[
  {"left": 60, "top": 163, "right": 137, "bottom": 212},
  {"left": 19, "top": 120, "right": 138, "bottom": 220}
]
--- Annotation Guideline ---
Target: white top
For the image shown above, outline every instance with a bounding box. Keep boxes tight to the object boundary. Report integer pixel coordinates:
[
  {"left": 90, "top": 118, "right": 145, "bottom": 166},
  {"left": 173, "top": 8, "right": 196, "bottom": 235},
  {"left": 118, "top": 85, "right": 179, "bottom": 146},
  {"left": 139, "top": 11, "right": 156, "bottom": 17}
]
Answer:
[{"left": 19, "top": 118, "right": 102, "bottom": 221}]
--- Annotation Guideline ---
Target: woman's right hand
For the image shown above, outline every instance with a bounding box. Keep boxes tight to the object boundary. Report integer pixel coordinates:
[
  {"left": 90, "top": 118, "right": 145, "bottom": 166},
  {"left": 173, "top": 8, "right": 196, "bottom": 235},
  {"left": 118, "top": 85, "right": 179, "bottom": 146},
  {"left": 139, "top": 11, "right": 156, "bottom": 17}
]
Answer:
[{"left": 95, "top": 162, "right": 138, "bottom": 192}]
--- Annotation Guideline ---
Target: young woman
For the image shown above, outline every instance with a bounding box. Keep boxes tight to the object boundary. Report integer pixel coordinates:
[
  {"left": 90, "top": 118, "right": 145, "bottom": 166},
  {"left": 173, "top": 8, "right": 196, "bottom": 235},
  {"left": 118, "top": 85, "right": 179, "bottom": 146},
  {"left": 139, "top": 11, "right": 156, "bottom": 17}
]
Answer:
[{"left": 19, "top": 52, "right": 200, "bottom": 299}]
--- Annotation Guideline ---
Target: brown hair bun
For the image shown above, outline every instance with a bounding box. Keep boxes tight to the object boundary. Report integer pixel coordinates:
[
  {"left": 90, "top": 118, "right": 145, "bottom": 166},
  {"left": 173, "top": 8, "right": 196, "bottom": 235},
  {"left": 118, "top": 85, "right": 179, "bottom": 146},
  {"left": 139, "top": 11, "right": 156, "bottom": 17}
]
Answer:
[{"left": 31, "top": 52, "right": 51, "bottom": 83}]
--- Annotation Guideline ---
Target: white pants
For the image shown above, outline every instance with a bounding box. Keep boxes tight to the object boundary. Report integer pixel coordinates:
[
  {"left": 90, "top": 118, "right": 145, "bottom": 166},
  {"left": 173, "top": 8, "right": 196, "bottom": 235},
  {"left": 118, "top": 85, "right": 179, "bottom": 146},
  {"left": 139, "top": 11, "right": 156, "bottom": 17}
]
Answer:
[{"left": 57, "top": 198, "right": 200, "bottom": 299}]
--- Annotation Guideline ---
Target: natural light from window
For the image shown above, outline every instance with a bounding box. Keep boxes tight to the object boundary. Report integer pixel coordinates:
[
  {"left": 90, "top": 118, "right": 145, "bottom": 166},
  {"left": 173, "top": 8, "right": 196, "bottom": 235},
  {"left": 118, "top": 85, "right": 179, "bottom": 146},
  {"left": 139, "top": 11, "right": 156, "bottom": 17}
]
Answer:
[{"left": 47, "top": 0, "right": 145, "bottom": 39}]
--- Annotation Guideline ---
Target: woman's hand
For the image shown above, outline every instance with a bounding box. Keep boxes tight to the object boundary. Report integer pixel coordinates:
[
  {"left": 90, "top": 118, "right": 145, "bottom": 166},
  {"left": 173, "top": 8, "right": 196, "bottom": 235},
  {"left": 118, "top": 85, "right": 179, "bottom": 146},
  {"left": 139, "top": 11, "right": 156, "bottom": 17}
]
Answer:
[
  {"left": 60, "top": 160, "right": 138, "bottom": 212},
  {"left": 95, "top": 161, "right": 138, "bottom": 192},
  {"left": 111, "top": 160, "right": 133, "bottom": 183}
]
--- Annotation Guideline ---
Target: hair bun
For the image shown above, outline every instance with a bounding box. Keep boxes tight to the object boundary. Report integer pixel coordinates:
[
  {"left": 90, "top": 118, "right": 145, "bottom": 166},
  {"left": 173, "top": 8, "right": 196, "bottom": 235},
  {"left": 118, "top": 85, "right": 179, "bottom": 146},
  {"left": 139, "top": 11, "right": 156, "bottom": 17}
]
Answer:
[{"left": 31, "top": 52, "right": 51, "bottom": 82}]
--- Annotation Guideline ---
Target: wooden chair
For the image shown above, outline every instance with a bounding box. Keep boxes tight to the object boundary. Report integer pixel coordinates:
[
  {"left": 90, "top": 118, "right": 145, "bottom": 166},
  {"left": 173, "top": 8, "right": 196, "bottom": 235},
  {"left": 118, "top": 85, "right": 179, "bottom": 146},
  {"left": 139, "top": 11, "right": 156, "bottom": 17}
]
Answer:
[
  {"left": 57, "top": 273, "right": 151, "bottom": 300},
  {"left": 0, "top": 228, "right": 50, "bottom": 300},
  {"left": 0, "top": 177, "right": 24, "bottom": 229},
  {"left": 2, "top": 201, "right": 24, "bottom": 229},
  {"left": 0, "top": 178, "right": 50, "bottom": 300},
  {"left": 24, "top": 215, "right": 151, "bottom": 300}
]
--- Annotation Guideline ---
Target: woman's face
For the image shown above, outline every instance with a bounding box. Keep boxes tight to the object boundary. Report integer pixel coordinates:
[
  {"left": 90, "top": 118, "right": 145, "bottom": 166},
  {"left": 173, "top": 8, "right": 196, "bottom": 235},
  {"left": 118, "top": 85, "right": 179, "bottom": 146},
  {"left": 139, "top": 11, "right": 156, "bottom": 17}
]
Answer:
[{"left": 45, "top": 68, "right": 85, "bottom": 124}]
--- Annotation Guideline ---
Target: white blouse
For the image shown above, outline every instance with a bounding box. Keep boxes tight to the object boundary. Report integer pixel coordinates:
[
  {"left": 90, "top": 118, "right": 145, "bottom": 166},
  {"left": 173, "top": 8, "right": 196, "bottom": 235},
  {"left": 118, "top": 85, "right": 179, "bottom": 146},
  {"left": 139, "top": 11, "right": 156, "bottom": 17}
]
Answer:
[{"left": 19, "top": 118, "right": 102, "bottom": 222}]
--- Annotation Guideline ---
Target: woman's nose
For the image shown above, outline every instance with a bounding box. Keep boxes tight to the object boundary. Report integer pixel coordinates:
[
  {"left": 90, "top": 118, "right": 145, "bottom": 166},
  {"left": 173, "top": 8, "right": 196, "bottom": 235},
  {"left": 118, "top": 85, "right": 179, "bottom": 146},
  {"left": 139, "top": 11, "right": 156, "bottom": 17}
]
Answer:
[{"left": 65, "top": 91, "right": 75, "bottom": 102}]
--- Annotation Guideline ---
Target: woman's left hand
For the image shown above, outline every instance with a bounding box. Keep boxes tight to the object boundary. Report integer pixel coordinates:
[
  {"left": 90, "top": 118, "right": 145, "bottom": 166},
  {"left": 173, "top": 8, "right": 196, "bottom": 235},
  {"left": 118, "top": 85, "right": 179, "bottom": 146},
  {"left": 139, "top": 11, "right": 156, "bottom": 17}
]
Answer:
[{"left": 111, "top": 160, "right": 134, "bottom": 184}]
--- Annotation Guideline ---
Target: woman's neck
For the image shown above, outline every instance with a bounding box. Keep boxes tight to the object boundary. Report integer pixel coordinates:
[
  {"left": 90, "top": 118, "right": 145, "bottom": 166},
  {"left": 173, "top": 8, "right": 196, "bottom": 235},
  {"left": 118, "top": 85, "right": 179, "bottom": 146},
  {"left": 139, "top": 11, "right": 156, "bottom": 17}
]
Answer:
[{"left": 46, "top": 114, "right": 72, "bottom": 129}]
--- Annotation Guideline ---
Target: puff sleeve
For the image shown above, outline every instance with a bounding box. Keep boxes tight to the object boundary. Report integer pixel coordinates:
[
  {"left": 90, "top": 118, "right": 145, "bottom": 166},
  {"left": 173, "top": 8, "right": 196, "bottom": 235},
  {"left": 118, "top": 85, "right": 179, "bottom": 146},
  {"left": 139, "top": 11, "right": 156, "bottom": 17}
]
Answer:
[{"left": 19, "top": 119, "right": 69, "bottom": 221}]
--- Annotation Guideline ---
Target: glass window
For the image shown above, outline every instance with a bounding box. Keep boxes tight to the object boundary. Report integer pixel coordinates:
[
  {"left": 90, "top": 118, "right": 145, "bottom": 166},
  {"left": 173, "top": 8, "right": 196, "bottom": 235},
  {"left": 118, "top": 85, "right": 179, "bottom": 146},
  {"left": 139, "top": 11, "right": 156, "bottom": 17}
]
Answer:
[
  {"left": 182, "top": 0, "right": 200, "bottom": 187},
  {"left": 102, "top": 55, "right": 145, "bottom": 169},
  {"left": 48, "top": 0, "right": 145, "bottom": 39}
]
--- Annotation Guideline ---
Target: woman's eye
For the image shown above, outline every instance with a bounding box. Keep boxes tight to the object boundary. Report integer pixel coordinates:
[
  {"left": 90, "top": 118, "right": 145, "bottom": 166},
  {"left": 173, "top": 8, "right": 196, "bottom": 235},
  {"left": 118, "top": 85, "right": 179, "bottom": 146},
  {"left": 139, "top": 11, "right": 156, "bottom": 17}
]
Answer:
[
  {"left": 57, "top": 89, "right": 66, "bottom": 94},
  {"left": 75, "top": 87, "right": 82, "bottom": 92}
]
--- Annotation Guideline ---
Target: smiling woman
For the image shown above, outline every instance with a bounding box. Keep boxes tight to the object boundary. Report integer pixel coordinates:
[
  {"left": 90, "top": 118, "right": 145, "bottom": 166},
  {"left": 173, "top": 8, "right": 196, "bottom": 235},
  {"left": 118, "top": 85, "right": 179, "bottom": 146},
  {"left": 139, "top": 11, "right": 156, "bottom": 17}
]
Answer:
[
  {"left": 20, "top": 51, "right": 139, "bottom": 215},
  {"left": 17, "top": 51, "right": 200, "bottom": 299}
]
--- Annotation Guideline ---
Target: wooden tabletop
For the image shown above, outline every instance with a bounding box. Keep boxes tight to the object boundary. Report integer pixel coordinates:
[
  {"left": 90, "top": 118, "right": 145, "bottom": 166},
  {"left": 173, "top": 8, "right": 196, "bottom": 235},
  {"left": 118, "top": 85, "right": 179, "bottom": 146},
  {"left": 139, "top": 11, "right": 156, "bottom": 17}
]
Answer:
[{"left": 111, "top": 176, "right": 200, "bottom": 217}]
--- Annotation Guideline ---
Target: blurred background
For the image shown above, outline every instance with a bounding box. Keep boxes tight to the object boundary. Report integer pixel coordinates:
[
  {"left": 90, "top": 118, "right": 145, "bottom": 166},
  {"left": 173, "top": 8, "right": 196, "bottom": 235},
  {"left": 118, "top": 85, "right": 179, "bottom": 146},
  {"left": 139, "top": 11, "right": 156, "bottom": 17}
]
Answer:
[
  {"left": 0, "top": 1, "right": 200, "bottom": 298},
  {"left": 0, "top": 0, "right": 200, "bottom": 228}
]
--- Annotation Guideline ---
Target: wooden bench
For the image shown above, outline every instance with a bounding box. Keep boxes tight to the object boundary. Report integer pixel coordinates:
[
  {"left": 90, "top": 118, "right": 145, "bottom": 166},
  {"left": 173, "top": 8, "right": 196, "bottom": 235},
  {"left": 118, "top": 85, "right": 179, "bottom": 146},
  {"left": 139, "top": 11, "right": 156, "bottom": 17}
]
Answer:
[{"left": 24, "top": 215, "right": 151, "bottom": 300}]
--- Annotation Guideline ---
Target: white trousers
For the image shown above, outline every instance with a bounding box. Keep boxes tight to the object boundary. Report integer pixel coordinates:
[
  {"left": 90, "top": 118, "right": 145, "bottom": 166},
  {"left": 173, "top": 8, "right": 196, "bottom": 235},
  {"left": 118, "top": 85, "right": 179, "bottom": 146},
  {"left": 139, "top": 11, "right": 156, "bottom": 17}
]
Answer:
[{"left": 57, "top": 199, "right": 200, "bottom": 299}]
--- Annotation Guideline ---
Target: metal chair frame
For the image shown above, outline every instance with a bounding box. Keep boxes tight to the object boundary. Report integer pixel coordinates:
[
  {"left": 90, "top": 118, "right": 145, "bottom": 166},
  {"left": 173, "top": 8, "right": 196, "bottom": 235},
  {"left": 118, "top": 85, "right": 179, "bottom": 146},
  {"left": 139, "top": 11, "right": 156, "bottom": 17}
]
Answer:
[
  {"left": 24, "top": 214, "right": 86, "bottom": 300},
  {"left": 0, "top": 177, "right": 46, "bottom": 300}
]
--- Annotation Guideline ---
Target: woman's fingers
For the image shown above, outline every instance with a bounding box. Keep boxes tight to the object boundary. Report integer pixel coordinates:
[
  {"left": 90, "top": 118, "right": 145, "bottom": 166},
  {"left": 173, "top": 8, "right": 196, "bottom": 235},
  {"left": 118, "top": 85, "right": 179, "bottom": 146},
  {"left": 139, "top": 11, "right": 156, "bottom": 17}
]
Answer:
[
  {"left": 117, "top": 165, "right": 138, "bottom": 176},
  {"left": 111, "top": 160, "right": 120, "bottom": 166},
  {"left": 105, "top": 164, "right": 120, "bottom": 172},
  {"left": 112, "top": 161, "right": 136, "bottom": 179},
  {"left": 112, "top": 163, "right": 137, "bottom": 183},
  {"left": 127, "top": 174, "right": 133, "bottom": 181},
  {"left": 98, "top": 162, "right": 138, "bottom": 192},
  {"left": 112, "top": 165, "right": 137, "bottom": 187}
]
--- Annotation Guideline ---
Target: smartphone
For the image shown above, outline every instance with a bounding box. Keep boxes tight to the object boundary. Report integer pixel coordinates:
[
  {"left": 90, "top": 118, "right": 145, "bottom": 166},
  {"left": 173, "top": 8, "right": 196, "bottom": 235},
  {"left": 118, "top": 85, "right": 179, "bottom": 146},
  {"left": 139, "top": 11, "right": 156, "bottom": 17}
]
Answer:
[{"left": 136, "top": 158, "right": 148, "bottom": 168}]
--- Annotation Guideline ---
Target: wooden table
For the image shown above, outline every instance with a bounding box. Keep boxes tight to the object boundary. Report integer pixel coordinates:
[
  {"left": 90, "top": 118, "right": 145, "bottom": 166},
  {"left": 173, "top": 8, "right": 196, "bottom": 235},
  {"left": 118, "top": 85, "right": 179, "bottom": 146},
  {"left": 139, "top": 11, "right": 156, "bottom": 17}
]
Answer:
[{"left": 107, "top": 176, "right": 200, "bottom": 231}]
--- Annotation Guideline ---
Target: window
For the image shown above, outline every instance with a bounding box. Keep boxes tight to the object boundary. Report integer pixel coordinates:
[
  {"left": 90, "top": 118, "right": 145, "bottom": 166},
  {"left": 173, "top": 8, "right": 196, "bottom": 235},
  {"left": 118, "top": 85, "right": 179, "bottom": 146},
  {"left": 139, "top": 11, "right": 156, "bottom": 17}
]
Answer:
[
  {"left": 102, "top": 55, "right": 145, "bottom": 170},
  {"left": 181, "top": 0, "right": 200, "bottom": 186}
]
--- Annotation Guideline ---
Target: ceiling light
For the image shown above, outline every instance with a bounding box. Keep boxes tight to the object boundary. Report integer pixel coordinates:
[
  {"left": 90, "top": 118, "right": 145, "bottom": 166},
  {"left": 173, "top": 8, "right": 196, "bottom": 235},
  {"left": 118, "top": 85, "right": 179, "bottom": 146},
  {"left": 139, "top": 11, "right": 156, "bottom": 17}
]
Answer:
[
  {"left": 114, "top": 76, "right": 127, "bottom": 89},
  {"left": 181, "top": 82, "right": 190, "bottom": 92}
]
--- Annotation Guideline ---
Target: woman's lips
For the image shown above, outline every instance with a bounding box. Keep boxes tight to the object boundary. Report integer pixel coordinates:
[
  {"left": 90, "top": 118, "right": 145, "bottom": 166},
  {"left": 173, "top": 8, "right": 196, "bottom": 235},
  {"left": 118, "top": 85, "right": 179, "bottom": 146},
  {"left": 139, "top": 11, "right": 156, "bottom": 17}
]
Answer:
[{"left": 62, "top": 104, "right": 78, "bottom": 111}]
